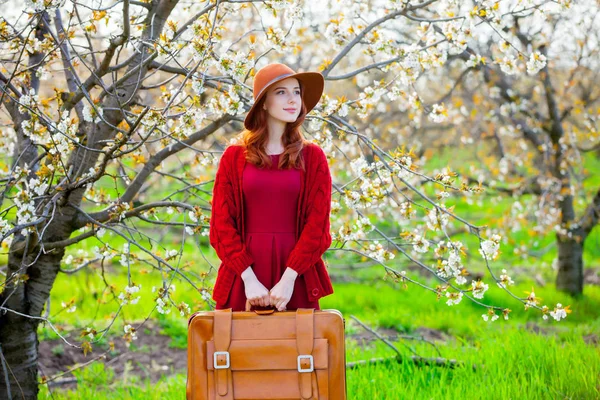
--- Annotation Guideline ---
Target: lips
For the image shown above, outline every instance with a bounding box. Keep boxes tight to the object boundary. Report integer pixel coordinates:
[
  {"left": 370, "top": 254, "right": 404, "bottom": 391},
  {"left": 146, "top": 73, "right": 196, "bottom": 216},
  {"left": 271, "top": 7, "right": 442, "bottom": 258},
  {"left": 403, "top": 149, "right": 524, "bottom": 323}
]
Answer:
[{"left": 284, "top": 108, "right": 297, "bottom": 113}]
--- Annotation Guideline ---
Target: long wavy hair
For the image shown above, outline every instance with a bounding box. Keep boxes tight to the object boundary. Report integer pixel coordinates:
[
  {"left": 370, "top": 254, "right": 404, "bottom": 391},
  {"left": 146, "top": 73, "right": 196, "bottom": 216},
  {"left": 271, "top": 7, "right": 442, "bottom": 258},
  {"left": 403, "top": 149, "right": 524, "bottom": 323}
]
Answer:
[{"left": 239, "top": 81, "right": 310, "bottom": 171}]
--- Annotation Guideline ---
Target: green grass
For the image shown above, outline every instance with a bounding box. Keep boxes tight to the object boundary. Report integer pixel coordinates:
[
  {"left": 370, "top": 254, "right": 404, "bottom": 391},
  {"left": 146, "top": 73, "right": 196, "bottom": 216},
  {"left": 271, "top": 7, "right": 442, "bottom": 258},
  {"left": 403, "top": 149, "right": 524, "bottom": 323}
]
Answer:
[
  {"left": 40, "top": 363, "right": 187, "bottom": 399},
  {"left": 39, "top": 278, "right": 600, "bottom": 399}
]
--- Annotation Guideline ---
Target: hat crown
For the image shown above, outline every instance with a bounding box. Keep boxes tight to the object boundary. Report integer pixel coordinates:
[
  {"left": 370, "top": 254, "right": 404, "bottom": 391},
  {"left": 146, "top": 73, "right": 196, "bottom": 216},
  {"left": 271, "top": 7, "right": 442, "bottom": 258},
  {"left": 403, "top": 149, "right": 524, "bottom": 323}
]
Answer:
[{"left": 253, "top": 63, "right": 297, "bottom": 100}]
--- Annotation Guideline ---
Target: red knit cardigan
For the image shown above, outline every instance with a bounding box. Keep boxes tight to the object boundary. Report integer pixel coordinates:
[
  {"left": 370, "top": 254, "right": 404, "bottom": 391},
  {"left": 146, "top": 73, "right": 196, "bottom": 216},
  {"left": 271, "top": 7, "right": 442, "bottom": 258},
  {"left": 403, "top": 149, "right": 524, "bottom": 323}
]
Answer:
[{"left": 209, "top": 142, "right": 334, "bottom": 305}]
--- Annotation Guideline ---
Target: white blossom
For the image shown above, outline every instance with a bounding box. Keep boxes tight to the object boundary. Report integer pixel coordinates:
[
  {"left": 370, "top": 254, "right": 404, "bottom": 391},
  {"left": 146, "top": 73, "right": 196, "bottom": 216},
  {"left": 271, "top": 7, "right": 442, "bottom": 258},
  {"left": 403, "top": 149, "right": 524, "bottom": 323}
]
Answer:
[
  {"left": 446, "top": 291, "right": 463, "bottom": 306},
  {"left": 167, "top": 249, "right": 179, "bottom": 258},
  {"left": 83, "top": 103, "right": 103, "bottom": 124},
  {"left": 549, "top": 303, "right": 568, "bottom": 321},
  {"left": 471, "top": 279, "right": 489, "bottom": 299},
  {"left": 118, "top": 283, "right": 142, "bottom": 305},
  {"left": 498, "top": 55, "right": 519, "bottom": 75},
  {"left": 526, "top": 51, "right": 547, "bottom": 75},
  {"left": 426, "top": 206, "right": 449, "bottom": 231},
  {"left": 412, "top": 234, "right": 430, "bottom": 253},
  {"left": 24, "top": 0, "right": 62, "bottom": 10},
  {"left": 18, "top": 89, "right": 39, "bottom": 114},
  {"left": 156, "top": 297, "right": 171, "bottom": 314},
  {"left": 479, "top": 234, "right": 501, "bottom": 261},
  {"left": 455, "top": 275, "right": 467, "bottom": 285},
  {"left": 429, "top": 103, "right": 448, "bottom": 123},
  {"left": 482, "top": 312, "right": 499, "bottom": 322},
  {"left": 466, "top": 53, "right": 485, "bottom": 68},
  {"left": 0, "top": 218, "right": 12, "bottom": 237},
  {"left": 178, "top": 301, "right": 191, "bottom": 317},
  {"left": 188, "top": 210, "right": 198, "bottom": 223},
  {"left": 123, "top": 324, "right": 138, "bottom": 341},
  {"left": 497, "top": 269, "right": 515, "bottom": 288},
  {"left": 61, "top": 301, "right": 76, "bottom": 313},
  {"left": 200, "top": 288, "right": 212, "bottom": 302}
]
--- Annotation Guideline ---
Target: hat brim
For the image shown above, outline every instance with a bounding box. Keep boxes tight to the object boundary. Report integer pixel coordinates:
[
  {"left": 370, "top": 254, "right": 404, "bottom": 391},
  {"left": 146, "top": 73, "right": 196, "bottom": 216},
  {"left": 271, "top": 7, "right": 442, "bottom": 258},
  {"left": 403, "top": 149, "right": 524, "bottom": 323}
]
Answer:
[{"left": 244, "top": 72, "right": 324, "bottom": 131}]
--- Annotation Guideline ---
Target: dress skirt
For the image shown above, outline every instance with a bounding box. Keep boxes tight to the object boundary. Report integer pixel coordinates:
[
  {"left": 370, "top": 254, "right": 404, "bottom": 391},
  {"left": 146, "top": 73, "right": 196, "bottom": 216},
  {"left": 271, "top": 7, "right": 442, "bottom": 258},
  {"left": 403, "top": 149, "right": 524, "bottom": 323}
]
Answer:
[{"left": 215, "top": 153, "right": 320, "bottom": 311}]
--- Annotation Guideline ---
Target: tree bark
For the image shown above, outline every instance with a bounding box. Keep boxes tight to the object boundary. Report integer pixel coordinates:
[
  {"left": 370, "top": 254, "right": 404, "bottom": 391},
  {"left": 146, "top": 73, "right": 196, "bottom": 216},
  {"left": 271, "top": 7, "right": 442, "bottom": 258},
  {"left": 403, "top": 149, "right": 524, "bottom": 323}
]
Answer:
[
  {"left": 553, "top": 171, "right": 585, "bottom": 296},
  {"left": 555, "top": 232, "right": 584, "bottom": 296},
  {"left": 0, "top": 246, "right": 65, "bottom": 399},
  {"left": 552, "top": 158, "right": 588, "bottom": 296},
  {"left": 557, "top": 187, "right": 600, "bottom": 296}
]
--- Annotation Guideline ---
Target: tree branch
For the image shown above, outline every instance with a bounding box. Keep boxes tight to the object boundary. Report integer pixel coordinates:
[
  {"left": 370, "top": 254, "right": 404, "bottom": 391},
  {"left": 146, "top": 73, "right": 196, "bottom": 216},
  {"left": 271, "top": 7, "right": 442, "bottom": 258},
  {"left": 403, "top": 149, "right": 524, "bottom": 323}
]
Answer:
[
  {"left": 72, "top": 115, "right": 232, "bottom": 229},
  {"left": 580, "top": 187, "right": 600, "bottom": 239},
  {"left": 322, "top": 0, "right": 437, "bottom": 77}
]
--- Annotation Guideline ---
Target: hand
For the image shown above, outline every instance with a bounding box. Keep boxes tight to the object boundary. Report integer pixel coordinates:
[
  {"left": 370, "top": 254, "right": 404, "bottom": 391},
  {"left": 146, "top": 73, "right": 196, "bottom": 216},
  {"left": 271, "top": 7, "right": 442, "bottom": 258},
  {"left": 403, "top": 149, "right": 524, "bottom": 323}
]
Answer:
[
  {"left": 241, "top": 268, "right": 271, "bottom": 307},
  {"left": 269, "top": 268, "right": 298, "bottom": 311}
]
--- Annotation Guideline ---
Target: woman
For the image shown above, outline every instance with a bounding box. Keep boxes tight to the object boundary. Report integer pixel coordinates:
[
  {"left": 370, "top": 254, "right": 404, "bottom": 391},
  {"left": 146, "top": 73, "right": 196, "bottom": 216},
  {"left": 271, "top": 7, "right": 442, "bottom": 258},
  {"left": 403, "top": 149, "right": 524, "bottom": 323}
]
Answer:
[{"left": 209, "top": 62, "right": 334, "bottom": 312}]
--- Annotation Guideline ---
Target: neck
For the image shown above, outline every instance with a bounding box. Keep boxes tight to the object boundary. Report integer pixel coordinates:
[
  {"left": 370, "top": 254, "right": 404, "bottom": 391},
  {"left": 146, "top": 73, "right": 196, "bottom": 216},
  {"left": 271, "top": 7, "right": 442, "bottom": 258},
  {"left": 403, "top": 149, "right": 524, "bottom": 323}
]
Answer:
[{"left": 266, "top": 119, "right": 286, "bottom": 154}]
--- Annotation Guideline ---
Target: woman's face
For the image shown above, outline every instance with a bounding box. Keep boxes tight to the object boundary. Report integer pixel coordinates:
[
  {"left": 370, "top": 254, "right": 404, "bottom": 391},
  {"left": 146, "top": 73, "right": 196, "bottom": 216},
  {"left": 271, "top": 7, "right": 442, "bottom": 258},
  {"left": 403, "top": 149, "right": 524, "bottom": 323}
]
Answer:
[{"left": 262, "top": 77, "right": 301, "bottom": 124}]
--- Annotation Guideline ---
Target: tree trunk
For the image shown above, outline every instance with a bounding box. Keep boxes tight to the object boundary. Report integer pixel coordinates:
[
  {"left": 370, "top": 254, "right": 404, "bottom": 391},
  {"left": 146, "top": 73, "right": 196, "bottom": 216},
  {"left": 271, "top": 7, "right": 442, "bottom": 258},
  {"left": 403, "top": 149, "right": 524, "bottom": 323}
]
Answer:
[
  {"left": 0, "top": 313, "right": 40, "bottom": 400},
  {"left": 555, "top": 233, "right": 584, "bottom": 296},
  {"left": 554, "top": 187, "right": 584, "bottom": 296},
  {"left": 0, "top": 235, "right": 65, "bottom": 399}
]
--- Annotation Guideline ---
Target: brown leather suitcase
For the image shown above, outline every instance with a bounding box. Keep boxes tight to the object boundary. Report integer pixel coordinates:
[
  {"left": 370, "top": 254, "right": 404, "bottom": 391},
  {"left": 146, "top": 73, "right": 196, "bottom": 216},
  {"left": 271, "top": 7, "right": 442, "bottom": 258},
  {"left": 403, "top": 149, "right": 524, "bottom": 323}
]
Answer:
[{"left": 186, "top": 305, "right": 347, "bottom": 400}]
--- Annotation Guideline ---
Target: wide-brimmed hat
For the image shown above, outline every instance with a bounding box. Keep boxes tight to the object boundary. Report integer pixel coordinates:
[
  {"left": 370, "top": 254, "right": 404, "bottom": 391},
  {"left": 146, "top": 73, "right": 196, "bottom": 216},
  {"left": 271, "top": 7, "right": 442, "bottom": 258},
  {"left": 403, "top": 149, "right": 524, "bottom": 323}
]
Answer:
[{"left": 244, "top": 63, "right": 324, "bottom": 131}]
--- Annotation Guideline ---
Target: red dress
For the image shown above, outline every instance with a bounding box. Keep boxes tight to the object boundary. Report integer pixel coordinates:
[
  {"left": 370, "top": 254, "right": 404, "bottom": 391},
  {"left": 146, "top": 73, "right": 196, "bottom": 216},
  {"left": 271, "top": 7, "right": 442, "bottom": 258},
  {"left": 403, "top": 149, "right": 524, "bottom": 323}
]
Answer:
[{"left": 215, "top": 153, "right": 320, "bottom": 311}]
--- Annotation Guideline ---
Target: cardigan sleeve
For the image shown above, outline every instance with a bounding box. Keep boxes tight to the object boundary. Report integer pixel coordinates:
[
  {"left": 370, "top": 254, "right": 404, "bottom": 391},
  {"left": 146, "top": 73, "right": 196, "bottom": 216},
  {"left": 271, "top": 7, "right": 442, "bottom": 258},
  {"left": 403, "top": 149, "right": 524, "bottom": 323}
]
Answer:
[
  {"left": 209, "top": 146, "right": 254, "bottom": 276},
  {"left": 285, "top": 146, "right": 332, "bottom": 275}
]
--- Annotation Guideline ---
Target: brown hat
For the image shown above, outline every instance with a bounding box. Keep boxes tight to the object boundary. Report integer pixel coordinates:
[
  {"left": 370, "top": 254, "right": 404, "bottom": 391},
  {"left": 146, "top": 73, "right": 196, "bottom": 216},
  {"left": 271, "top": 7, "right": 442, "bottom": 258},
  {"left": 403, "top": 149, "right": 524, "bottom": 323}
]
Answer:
[{"left": 244, "top": 63, "right": 324, "bottom": 131}]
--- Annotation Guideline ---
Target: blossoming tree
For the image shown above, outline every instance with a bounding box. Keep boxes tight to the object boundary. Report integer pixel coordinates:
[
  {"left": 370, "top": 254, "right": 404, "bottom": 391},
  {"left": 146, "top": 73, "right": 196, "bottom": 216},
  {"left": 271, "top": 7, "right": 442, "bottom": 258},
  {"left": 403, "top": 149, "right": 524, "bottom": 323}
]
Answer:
[
  {"left": 0, "top": 0, "right": 584, "bottom": 398},
  {"left": 402, "top": 3, "right": 599, "bottom": 297}
]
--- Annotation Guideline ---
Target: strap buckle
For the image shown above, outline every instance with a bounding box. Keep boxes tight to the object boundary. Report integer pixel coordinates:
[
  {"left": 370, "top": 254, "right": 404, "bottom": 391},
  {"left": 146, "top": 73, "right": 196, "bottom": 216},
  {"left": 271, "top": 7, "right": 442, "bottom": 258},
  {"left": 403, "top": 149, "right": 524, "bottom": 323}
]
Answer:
[
  {"left": 297, "top": 354, "right": 314, "bottom": 373},
  {"left": 213, "top": 351, "right": 230, "bottom": 369}
]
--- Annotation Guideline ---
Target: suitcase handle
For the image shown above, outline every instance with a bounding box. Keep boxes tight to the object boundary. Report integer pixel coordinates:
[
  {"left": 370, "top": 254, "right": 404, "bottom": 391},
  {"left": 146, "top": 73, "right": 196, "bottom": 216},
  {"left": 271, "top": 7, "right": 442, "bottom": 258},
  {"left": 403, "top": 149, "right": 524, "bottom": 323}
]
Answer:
[{"left": 245, "top": 299, "right": 278, "bottom": 314}]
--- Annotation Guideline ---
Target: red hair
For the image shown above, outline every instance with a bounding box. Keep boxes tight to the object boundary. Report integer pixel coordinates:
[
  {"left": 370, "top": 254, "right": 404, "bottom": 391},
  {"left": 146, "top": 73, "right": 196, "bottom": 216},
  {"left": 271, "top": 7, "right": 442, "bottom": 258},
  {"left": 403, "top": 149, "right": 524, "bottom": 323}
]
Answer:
[{"left": 239, "top": 81, "right": 310, "bottom": 171}]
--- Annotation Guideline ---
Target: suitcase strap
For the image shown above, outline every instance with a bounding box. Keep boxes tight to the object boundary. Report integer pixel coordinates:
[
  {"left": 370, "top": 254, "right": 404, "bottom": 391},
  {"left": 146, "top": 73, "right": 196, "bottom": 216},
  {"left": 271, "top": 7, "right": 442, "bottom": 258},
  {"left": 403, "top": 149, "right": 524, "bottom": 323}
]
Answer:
[
  {"left": 214, "top": 309, "right": 234, "bottom": 399},
  {"left": 296, "top": 308, "right": 315, "bottom": 399},
  {"left": 212, "top": 308, "right": 317, "bottom": 400}
]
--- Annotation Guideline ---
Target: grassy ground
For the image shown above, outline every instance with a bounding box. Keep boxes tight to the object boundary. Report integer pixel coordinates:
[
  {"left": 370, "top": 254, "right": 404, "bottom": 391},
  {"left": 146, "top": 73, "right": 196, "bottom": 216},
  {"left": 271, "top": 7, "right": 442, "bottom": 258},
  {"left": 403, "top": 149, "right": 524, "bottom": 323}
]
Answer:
[{"left": 38, "top": 277, "right": 600, "bottom": 399}]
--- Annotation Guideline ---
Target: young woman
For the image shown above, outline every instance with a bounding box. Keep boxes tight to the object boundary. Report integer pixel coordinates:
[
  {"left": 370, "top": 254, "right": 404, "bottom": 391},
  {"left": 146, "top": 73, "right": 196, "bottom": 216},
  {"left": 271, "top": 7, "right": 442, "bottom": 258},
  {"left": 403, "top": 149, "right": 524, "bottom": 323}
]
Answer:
[{"left": 209, "top": 63, "right": 334, "bottom": 312}]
